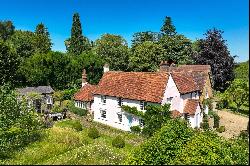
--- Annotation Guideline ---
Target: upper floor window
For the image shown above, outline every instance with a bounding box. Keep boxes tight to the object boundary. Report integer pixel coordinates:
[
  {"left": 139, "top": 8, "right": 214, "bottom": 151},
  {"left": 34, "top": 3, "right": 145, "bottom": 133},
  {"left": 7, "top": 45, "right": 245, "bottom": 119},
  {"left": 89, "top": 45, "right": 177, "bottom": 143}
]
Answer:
[
  {"left": 117, "top": 97, "right": 123, "bottom": 106},
  {"left": 140, "top": 101, "right": 147, "bottom": 110},
  {"left": 101, "top": 95, "right": 106, "bottom": 103},
  {"left": 100, "top": 110, "right": 106, "bottom": 118},
  {"left": 166, "top": 97, "right": 173, "bottom": 104}
]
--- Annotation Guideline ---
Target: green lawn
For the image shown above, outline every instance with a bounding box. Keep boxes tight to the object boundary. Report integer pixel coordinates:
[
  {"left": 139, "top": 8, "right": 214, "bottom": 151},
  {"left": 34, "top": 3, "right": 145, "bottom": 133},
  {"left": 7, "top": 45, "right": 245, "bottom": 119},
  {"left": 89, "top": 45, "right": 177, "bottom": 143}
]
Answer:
[{"left": 1, "top": 115, "right": 144, "bottom": 165}]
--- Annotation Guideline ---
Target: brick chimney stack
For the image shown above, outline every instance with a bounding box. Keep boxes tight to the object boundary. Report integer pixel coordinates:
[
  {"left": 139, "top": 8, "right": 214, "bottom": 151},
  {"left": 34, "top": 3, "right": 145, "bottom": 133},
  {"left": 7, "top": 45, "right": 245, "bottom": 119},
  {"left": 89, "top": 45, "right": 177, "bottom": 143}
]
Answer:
[
  {"left": 159, "top": 60, "right": 176, "bottom": 72},
  {"left": 82, "top": 69, "right": 87, "bottom": 87}
]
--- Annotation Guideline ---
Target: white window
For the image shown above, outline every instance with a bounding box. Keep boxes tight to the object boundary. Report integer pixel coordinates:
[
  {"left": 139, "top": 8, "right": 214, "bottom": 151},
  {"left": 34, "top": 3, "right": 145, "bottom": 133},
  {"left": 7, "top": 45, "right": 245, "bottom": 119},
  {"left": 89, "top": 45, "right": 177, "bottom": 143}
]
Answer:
[
  {"left": 117, "top": 112, "right": 122, "bottom": 122},
  {"left": 117, "top": 97, "right": 123, "bottom": 106},
  {"left": 167, "top": 97, "right": 173, "bottom": 104},
  {"left": 101, "top": 95, "right": 106, "bottom": 103},
  {"left": 100, "top": 110, "right": 106, "bottom": 118},
  {"left": 140, "top": 101, "right": 147, "bottom": 110},
  {"left": 139, "top": 119, "right": 145, "bottom": 127}
]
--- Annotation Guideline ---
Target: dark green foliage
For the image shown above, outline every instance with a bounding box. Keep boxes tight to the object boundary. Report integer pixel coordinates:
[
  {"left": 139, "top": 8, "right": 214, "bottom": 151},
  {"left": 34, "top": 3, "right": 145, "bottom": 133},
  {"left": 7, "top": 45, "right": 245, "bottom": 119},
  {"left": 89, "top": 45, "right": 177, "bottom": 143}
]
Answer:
[
  {"left": 193, "top": 28, "right": 235, "bottom": 91},
  {"left": 62, "top": 88, "right": 78, "bottom": 100},
  {"left": 66, "top": 13, "right": 91, "bottom": 55},
  {"left": 95, "top": 34, "right": 130, "bottom": 71},
  {"left": 172, "top": 131, "right": 249, "bottom": 165},
  {"left": 34, "top": 23, "right": 52, "bottom": 54},
  {"left": 239, "top": 130, "right": 248, "bottom": 140},
  {"left": 131, "top": 31, "right": 160, "bottom": 48},
  {"left": 201, "top": 114, "right": 209, "bottom": 130},
  {"left": 216, "top": 99, "right": 229, "bottom": 109},
  {"left": 128, "top": 41, "right": 164, "bottom": 72},
  {"left": 0, "top": 85, "right": 41, "bottom": 159},
  {"left": 216, "top": 126, "right": 225, "bottom": 133},
  {"left": 130, "top": 126, "right": 141, "bottom": 134},
  {"left": 121, "top": 105, "right": 144, "bottom": 117},
  {"left": 160, "top": 16, "right": 176, "bottom": 36},
  {"left": 159, "top": 34, "right": 194, "bottom": 64},
  {"left": 112, "top": 135, "right": 125, "bottom": 148},
  {"left": 234, "top": 61, "right": 249, "bottom": 82},
  {"left": 127, "top": 119, "right": 194, "bottom": 165},
  {"left": 0, "top": 20, "right": 15, "bottom": 41},
  {"left": 70, "top": 106, "right": 88, "bottom": 117},
  {"left": 213, "top": 112, "right": 220, "bottom": 128},
  {"left": 0, "top": 40, "right": 20, "bottom": 86},
  {"left": 88, "top": 127, "right": 100, "bottom": 139},
  {"left": 142, "top": 104, "right": 171, "bottom": 137},
  {"left": 51, "top": 105, "right": 63, "bottom": 113},
  {"left": 55, "top": 120, "right": 83, "bottom": 131}
]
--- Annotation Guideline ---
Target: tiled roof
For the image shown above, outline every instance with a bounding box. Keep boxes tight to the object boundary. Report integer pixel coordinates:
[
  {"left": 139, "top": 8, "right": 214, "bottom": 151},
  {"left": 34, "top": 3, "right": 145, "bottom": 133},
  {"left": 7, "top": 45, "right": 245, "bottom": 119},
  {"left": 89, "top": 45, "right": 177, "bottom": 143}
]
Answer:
[
  {"left": 171, "top": 110, "right": 182, "bottom": 118},
  {"left": 171, "top": 73, "right": 199, "bottom": 94},
  {"left": 175, "top": 65, "right": 211, "bottom": 72},
  {"left": 94, "top": 71, "right": 169, "bottom": 103},
  {"left": 17, "top": 86, "right": 54, "bottom": 95},
  {"left": 74, "top": 84, "right": 98, "bottom": 102},
  {"left": 183, "top": 99, "right": 200, "bottom": 115}
]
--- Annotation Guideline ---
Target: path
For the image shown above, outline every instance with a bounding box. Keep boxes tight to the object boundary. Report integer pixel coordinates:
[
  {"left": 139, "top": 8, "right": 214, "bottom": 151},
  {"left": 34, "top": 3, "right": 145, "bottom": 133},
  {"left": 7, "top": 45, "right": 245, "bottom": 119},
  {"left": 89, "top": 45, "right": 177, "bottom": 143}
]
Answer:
[{"left": 212, "top": 102, "right": 249, "bottom": 139}]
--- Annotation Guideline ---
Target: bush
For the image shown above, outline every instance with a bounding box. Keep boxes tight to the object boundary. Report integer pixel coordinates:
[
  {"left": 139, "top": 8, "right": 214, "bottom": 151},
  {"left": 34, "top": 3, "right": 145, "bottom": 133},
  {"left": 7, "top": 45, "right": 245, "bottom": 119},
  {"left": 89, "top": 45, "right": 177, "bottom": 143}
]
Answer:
[
  {"left": 201, "top": 114, "right": 209, "bottom": 130},
  {"left": 216, "top": 126, "right": 225, "bottom": 133},
  {"left": 88, "top": 127, "right": 100, "bottom": 139},
  {"left": 112, "top": 136, "right": 125, "bottom": 148},
  {"left": 51, "top": 105, "right": 63, "bottom": 113},
  {"left": 54, "top": 120, "right": 83, "bottom": 131},
  {"left": 71, "top": 107, "right": 87, "bottom": 116},
  {"left": 239, "top": 130, "right": 248, "bottom": 139},
  {"left": 216, "top": 100, "right": 229, "bottom": 109},
  {"left": 212, "top": 113, "right": 220, "bottom": 128},
  {"left": 130, "top": 126, "right": 141, "bottom": 134}
]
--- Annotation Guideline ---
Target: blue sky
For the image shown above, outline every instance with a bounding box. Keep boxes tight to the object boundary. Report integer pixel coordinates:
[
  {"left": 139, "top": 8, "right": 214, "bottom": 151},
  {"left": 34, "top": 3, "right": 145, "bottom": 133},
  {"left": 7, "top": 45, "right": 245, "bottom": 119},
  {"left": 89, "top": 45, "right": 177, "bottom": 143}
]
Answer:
[{"left": 0, "top": 0, "right": 249, "bottom": 62}]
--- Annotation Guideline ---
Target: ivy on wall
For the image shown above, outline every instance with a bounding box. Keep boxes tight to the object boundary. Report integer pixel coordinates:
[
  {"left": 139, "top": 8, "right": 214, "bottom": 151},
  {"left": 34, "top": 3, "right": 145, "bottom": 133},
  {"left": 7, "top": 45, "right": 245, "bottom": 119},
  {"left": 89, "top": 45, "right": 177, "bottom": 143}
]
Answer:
[{"left": 121, "top": 105, "right": 144, "bottom": 117}]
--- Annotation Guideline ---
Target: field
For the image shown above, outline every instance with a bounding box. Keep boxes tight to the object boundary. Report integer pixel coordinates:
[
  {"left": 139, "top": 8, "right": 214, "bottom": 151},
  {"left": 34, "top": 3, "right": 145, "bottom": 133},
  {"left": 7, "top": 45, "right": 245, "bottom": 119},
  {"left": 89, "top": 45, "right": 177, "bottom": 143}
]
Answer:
[{"left": 1, "top": 114, "right": 144, "bottom": 165}]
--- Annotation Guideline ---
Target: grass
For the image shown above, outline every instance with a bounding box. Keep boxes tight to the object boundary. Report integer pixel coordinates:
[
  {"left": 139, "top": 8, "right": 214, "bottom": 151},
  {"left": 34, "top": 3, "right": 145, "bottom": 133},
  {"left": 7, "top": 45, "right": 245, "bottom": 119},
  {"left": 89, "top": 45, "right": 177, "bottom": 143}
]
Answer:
[{"left": 1, "top": 114, "right": 144, "bottom": 165}]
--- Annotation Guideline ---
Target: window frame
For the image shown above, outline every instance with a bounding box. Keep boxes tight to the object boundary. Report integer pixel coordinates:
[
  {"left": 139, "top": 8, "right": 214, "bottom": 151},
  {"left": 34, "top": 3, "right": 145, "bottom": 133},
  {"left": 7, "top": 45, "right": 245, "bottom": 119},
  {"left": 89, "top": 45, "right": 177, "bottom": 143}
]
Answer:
[
  {"left": 101, "top": 95, "right": 106, "bottom": 104},
  {"left": 100, "top": 109, "right": 107, "bottom": 118}
]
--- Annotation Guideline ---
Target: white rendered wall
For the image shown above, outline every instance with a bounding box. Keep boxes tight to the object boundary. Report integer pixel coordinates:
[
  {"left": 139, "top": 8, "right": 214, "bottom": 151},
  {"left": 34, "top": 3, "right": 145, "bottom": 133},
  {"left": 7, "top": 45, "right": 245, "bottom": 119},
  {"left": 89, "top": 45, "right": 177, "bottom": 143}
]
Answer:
[
  {"left": 92, "top": 95, "right": 157, "bottom": 131},
  {"left": 161, "top": 74, "right": 182, "bottom": 112},
  {"left": 188, "top": 104, "right": 202, "bottom": 128}
]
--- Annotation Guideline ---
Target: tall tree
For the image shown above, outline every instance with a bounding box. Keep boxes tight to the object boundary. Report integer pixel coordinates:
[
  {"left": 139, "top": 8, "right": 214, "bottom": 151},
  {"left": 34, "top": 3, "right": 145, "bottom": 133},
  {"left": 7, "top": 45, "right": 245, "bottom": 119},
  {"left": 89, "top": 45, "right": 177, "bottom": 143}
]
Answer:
[
  {"left": 0, "top": 40, "right": 20, "bottom": 86},
  {"left": 128, "top": 41, "right": 164, "bottom": 72},
  {"left": 160, "top": 16, "right": 176, "bottom": 36},
  {"left": 193, "top": 28, "right": 235, "bottom": 91},
  {"left": 0, "top": 20, "right": 15, "bottom": 41},
  {"left": 131, "top": 31, "right": 160, "bottom": 48},
  {"left": 34, "top": 23, "right": 52, "bottom": 53},
  {"left": 159, "top": 34, "right": 194, "bottom": 64},
  {"left": 65, "top": 13, "right": 91, "bottom": 55},
  {"left": 95, "top": 34, "right": 130, "bottom": 71}
]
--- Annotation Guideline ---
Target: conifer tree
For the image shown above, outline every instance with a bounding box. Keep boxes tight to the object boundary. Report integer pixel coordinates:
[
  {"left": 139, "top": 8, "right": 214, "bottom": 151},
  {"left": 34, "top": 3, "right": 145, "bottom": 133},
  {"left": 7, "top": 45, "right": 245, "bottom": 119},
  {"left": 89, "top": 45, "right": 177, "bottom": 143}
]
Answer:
[
  {"left": 34, "top": 23, "right": 52, "bottom": 53},
  {"left": 65, "top": 13, "right": 91, "bottom": 55},
  {"left": 160, "top": 16, "right": 176, "bottom": 36}
]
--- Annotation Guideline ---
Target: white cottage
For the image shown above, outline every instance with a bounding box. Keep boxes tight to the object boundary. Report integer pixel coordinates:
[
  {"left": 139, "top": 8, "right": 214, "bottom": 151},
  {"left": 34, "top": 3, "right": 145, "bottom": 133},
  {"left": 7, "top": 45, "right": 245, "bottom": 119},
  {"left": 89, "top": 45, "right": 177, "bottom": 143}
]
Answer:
[{"left": 74, "top": 62, "right": 212, "bottom": 131}]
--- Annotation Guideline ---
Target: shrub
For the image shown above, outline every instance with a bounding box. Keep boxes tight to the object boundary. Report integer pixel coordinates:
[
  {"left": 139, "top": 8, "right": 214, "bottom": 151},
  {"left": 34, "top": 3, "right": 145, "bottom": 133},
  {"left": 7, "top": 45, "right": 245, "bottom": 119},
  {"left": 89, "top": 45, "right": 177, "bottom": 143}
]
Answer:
[
  {"left": 201, "top": 114, "right": 209, "bottom": 130},
  {"left": 212, "top": 113, "right": 220, "bottom": 128},
  {"left": 239, "top": 130, "right": 248, "bottom": 140},
  {"left": 51, "top": 105, "right": 63, "bottom": 113},
  {"left": 216, "top": 100, "right": 229, "bottom": 109},
  {"left": 54, "top": 120, "right": 83, "bottom": 131},
  {"left": 130, "top": 126, "right": 141, "bottom": 134},
  {"left": 112, "top": 136, "right": 125, "bottom": 148},
  {"left": 68, "top": 102, "right": 88, "bottom": 116},
  {"left": 88, "top": 127, "right": 100, "bottom": 139},
  {"left": 216, "top": 126, "right": 225, "bottom": 133}
]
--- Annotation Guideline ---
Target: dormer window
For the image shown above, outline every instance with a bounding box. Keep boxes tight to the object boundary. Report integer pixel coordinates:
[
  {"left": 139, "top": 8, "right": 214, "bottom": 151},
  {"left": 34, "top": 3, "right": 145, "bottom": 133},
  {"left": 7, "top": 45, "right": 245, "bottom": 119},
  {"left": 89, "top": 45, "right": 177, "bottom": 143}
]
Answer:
[
  {"left": 101, "top": 95, "right": 106, "bottom": 103},
  {"left": 140, "top": 101, "right": 147, "bottom": 110}
]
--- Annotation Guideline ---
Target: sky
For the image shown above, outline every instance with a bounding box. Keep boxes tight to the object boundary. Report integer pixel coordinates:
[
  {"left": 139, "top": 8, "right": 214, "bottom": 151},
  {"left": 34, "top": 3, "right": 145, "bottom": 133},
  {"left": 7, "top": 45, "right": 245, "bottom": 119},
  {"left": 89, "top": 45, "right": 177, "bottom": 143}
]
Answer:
[{"left": 0, "top": 0, "right": 249, "bottom": 62}]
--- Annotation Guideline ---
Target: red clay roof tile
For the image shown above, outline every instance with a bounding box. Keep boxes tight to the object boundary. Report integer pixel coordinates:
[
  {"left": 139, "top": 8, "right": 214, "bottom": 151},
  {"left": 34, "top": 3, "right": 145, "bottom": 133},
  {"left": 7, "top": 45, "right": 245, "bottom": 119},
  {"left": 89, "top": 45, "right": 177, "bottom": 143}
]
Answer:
[
  {"left": 183, "top": 99, "right": 200, "bottom": 115},
  {"left": 94, "top": 71, "right": 169, "bottom": 103},
  {"left": 74, "top": 84, "right": 98, "bottom": 102}
]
